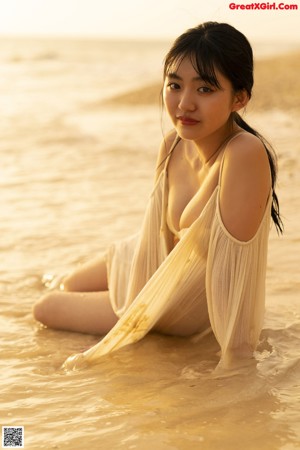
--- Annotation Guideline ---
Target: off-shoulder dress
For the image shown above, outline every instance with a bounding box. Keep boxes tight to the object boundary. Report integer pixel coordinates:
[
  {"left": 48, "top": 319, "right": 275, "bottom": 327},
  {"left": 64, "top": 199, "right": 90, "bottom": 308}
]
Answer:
[{"left": 65, "top": 132, "right": 272, "bottom": 370}]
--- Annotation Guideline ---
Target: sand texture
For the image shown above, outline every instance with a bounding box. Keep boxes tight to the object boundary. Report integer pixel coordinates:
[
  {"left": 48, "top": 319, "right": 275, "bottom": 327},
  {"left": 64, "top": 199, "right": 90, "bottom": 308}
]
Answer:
[{"left": 103, "top": 51, "right": 300, "bottom": 113}]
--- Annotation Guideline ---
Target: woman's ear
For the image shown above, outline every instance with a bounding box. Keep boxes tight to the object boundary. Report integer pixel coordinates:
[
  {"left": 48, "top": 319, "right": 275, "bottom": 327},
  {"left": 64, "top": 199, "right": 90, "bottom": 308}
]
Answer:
[{"left": 231, "top": 89, "right": 249, "bottom": 112}]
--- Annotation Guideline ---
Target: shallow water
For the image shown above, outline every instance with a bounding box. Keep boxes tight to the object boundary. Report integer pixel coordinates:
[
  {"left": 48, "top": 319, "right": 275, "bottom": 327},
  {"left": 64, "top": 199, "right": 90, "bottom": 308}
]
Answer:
[{"left": 0, "top": 38, "right": 299, "bottom": 449}]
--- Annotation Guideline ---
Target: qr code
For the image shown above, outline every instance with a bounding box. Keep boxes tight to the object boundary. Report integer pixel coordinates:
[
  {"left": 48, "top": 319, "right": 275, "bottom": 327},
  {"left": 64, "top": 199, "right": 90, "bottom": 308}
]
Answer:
[{"left": 2, "top": 427, "right": 24, "bottom": 448}]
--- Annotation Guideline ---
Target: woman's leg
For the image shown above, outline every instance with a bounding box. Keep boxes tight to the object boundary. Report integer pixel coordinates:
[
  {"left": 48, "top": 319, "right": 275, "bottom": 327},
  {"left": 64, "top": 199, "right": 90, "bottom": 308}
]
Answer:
[
  {"left": 34, "top": 254, "right": 118, "bottom": 334},
  {"left": 62, "top": 254, "right": 108, "bottom": 293},
  {"left": 33, "top": 290, "right": 118, "bottom": 335}
]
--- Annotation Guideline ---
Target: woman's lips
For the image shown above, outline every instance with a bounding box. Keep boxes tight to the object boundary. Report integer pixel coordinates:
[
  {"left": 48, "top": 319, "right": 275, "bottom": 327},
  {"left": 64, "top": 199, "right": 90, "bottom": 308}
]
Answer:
[{"left": 176, "top": 116, "right": 200, "bottom": 126}]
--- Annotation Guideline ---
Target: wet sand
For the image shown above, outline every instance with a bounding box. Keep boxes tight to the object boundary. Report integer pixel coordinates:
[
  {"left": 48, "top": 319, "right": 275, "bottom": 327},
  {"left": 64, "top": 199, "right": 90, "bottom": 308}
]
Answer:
[{"left": 103, "top": 51, "right": 300, "bottom": 113}]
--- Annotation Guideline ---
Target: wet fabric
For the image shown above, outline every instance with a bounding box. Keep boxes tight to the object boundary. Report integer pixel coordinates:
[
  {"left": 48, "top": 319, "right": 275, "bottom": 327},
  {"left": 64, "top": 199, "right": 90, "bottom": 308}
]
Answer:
[{"left": 63, "top": 134, "right": 272, "bottom": 371}]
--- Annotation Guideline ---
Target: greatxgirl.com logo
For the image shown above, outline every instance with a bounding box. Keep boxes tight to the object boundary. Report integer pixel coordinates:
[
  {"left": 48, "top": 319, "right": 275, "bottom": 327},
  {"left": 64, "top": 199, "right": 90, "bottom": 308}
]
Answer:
[{"left": 229, "top": 2, "right": 298, "bottom": 9}]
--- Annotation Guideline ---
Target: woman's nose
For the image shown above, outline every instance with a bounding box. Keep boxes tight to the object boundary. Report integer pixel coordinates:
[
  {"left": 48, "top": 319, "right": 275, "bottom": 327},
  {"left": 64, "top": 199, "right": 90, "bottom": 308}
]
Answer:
[{"left": 178, "top": 90, "right": 197, "bottom": 112}]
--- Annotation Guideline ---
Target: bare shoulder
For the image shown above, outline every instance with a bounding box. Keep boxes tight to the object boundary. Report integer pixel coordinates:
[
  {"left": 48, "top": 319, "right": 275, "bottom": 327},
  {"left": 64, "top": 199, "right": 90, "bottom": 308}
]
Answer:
[
  {"left": 224, "top": 132, "right": 270, "bottom": 170},
  {"left": 219, "top": 132, "right": 272, "bottom": 241},
  {"left": 155, "top": 129, "right": 178, "bottom": 180}
]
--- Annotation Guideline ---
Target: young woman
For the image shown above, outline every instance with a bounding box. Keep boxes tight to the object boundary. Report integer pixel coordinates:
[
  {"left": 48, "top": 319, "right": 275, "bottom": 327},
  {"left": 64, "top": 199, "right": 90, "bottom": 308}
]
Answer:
[{"left": 33, "top": 22, "right": 282, "bottom": 371}]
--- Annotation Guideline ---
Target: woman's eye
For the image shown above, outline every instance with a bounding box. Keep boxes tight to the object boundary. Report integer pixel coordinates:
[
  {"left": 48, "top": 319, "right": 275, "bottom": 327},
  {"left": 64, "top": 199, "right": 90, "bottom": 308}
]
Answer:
[
  {"left": 167, "top": 82, "right": 180, "bottom": 90},
  {"left": 198, "top": 86, "right": 212, "bottom": 93}
]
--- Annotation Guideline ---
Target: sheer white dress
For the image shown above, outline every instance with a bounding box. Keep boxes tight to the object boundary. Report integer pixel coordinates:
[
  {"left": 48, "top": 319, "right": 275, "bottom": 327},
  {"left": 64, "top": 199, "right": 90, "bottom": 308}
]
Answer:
[{"left": 63, "top": 133, "right": 272, "bottom": 370}]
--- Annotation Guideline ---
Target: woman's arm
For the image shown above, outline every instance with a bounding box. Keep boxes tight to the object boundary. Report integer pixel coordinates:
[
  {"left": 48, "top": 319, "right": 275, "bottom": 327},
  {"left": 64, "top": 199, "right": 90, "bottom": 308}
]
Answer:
[
  {"left": 206, "top": 133, "right": 272, "bottom": 372},
  {"left": 219, "top": 132, "right": 271, "bottom": 241}
]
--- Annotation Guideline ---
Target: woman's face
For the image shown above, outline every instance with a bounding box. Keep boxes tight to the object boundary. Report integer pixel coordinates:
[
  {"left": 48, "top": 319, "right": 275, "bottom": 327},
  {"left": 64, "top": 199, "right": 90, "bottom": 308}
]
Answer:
[{"left": 163, "top": 57, "right": 240, "bottom": 145}]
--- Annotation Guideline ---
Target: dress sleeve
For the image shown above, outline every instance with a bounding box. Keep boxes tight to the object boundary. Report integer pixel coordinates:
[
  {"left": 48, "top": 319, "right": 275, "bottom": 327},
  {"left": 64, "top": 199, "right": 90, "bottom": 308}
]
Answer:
[{"left": 206, "top": 194, "right": 271, "bottom": 371}]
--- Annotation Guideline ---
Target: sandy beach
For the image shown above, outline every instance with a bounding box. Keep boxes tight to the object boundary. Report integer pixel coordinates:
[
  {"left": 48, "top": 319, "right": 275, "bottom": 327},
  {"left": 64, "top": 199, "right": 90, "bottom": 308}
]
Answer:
[{"left": 103, "top": 51, "right": 300, "bottom": 113}]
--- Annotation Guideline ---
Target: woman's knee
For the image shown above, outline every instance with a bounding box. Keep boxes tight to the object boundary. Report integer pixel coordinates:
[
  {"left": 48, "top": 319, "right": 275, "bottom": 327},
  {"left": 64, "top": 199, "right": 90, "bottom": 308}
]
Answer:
[{"left": 33, "top": 292, "right": 60, "bottom": 327}]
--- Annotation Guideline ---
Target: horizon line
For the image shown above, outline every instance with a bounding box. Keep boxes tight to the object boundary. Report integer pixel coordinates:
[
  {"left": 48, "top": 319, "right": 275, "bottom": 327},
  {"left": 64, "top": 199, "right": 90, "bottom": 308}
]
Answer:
[{"left": 0, "top": 31, "right": 299, "bottom": 45}]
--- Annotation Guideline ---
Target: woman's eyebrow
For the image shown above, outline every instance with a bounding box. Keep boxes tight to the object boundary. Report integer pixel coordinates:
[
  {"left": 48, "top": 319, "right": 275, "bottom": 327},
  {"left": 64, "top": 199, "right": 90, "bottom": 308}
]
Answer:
[
  {"left": 166, "top": 72, "right": 182, "bottom": 80},
  {"left": 166, "top": 72, "right": 205, "bottom": 82}
]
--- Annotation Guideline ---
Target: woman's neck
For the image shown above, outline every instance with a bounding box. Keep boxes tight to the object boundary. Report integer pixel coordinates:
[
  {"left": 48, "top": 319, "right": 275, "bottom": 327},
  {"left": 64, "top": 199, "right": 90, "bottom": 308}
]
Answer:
[{"left": 194, "top": 124, "right": 240, "bottom": 165}]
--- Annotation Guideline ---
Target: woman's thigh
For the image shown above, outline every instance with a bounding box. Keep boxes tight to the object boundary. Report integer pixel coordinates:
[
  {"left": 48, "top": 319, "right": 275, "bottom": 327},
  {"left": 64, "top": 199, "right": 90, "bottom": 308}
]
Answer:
[
  {"left": 63, "top": 255, "right": 108, "bottom": 292},
  {"left": 33, "top": 290, "right": 118, "bottom": 335}
]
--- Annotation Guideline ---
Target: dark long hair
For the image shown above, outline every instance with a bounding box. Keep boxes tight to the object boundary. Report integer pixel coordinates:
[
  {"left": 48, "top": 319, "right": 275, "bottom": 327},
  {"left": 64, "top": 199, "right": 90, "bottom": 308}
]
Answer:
[{"left": 162, "top": 22, "right": 283, "bottom": 234}]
